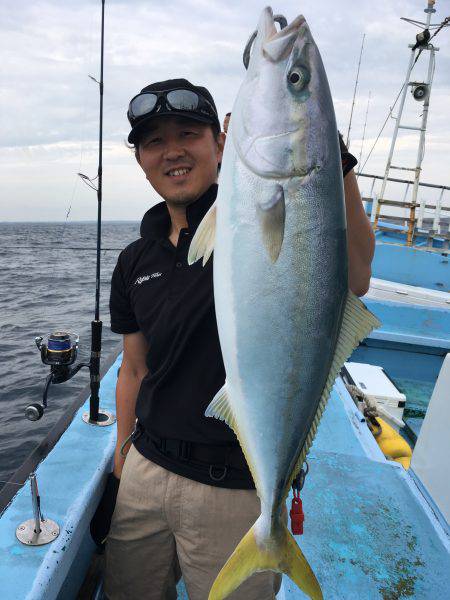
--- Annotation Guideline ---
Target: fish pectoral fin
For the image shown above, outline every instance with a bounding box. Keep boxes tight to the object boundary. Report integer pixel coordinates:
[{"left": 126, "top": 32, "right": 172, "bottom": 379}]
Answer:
[
  {"left": 187, "top": 202, "right": 216, "bottom": 266},
  {"left": 208, "top": 517, "right": 322, "bottom": 600},
  {"left": 205, "top": 384, "right": 237, "bottom": 432},
  {"left": 257, "top": 184, "right": 285, "bottom": 263}
]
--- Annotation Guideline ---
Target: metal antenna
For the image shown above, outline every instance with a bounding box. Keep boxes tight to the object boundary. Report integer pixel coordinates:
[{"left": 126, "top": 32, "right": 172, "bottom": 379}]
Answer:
[
  {"left": 346, "top": 33, "right": 365, "bottom": 149},
  {"left": 375, "top": 0, "right": 448, "bottom": 245}
]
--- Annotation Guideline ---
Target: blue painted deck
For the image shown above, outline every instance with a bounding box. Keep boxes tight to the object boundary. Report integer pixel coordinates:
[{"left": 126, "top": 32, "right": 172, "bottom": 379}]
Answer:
[
  {"left": 364, "top": 298, "right": 450, "bottom": 350},
  {"left": 372, "top": 238, "right": 449, "bottom": 292},
  {"left": 0, "top": 357, "right": 120, "bottom": 600},
  {"left": 0, "top": 359, "right": 449, "bottom": 599}
]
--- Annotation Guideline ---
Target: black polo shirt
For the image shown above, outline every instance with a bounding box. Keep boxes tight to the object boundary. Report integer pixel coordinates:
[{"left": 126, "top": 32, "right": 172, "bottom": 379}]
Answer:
[{"left": 110, "top": 184, "right": 254, "bottom": 488}]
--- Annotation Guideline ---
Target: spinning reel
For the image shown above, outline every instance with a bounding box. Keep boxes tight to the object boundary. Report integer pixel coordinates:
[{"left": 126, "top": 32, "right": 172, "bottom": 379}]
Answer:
[{"left": 25, "top": 332, "right": 89, "bottom": 421}]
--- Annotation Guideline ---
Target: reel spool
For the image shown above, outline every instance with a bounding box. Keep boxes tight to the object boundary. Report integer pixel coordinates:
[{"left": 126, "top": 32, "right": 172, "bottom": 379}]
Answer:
[{"left": 36, "top": 331, "right": 79, "bottom": 369}]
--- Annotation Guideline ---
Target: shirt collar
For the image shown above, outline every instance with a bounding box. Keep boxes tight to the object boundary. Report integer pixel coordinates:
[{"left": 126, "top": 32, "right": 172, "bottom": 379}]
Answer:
[{"left": 140, "top": 184, "right": 218, "bottom": 240}]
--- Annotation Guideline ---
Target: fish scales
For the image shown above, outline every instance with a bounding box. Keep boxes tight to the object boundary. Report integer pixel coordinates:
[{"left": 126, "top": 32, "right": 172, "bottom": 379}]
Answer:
[
  {"left": 189, "top": 7, "right": 380, "bottom": 600},
  {"left": 215, "top": 158, "right": 346, "bottom": 499}
]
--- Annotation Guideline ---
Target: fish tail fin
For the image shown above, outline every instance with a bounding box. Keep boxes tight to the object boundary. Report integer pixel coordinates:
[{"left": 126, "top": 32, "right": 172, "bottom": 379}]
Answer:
[{"left": 208, "top": 516, "right": 323, "bottom": 600}]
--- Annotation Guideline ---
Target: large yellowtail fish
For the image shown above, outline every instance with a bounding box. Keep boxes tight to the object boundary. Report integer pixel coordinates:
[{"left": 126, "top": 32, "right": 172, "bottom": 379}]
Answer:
[{"left": 189, "top": 7, "right": 380, "bottom": 599}]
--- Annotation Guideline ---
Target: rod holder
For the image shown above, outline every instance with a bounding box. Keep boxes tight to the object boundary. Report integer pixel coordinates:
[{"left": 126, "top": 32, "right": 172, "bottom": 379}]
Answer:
[
  {"left": 16, "top": 474, "right": 59, "bottom": 546},
  {"left": 82, "top": 409, "right": 115, "bottom": 427},
  {"left": 81, "top": 321, "right": 115, "bottom": 427}
]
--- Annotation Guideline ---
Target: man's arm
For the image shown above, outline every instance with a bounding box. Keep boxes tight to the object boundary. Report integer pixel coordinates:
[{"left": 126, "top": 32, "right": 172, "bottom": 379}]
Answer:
[
  {"left": 113, "top": 331, "right": 149, "bottom": 478},
  {"left": 344, "top": 169, "right": 375, "bottom": 297}
]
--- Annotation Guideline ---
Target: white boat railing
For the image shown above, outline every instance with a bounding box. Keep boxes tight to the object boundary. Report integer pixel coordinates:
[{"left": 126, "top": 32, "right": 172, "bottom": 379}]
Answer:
[{"left": 357, "top": 172, "right": 450, "bottom": 243}]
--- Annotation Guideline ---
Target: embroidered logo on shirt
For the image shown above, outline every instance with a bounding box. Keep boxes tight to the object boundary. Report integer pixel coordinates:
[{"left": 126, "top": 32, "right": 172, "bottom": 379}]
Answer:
[{"left": 134, "top": 272, "right": 162, "bottom": 285}]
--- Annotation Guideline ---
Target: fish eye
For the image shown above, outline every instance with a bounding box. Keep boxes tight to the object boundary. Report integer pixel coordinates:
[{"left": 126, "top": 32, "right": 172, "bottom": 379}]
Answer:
[{"left": 288, "top": 66, "right": 310, "bottom": 91}]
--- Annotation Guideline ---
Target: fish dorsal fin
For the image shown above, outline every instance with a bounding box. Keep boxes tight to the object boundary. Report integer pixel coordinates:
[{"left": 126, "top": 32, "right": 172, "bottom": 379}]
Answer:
[
  {"left": 257, "top": 185, "right": 285, "bottom": 262},
  {"left": 287, "top": 292, "right": 380, "bottom": 493},
  {"left": 187, "top": 202, "right": 216, "bottom": 266},
  {"left": 205, "top": 384, "right": 237, "bottom": 432}
]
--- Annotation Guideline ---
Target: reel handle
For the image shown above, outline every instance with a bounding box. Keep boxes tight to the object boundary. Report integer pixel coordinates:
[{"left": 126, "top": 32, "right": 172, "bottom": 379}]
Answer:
[{"left": 25, "top": 403, "right": 45, "bottom": 422}]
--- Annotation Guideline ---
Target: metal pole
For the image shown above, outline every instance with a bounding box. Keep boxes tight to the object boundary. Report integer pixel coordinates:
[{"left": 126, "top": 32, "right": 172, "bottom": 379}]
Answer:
[
  {"left": 16, "top": 472, "right": 60, "bottom": 545},
  {"left": 407, "top": 43, "right": 435, "bottom": 245},
  {"left": 30, "top": 474, "right": 41, "bottom": 534},
  {"left": 418, "top": 195, "right": 426, "bottom": 229},
  {"left": 433, "top": 188, "right": 445, "bottom": 232},
  {"left": 375, "top": 49, "right": 416, "bottom": 231}
]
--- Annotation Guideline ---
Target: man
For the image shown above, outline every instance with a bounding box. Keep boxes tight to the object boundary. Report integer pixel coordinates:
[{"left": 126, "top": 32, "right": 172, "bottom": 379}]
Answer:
[
  {"left": 223, "top": 112, "right": 231, "bottom": 134},
  {"left": 102, "top": 78, "right": 374, "bottom": 599}
]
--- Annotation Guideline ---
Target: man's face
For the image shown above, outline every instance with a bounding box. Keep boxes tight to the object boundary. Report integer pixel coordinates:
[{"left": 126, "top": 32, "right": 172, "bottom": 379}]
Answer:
[{"left": 137, "top": 116, "right": 224, "bottom": 207}]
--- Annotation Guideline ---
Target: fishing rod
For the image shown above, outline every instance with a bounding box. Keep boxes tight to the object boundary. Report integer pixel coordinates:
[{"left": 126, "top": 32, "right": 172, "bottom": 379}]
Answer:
[
  {"left": 26, "top": 0, "right": 114, "bottom": 428},
  {"left": 346, "top": 33, "right": 365, "bottom": 149},
  {"left": 358, "top": 91, "right": 371, "bottom": 170}
]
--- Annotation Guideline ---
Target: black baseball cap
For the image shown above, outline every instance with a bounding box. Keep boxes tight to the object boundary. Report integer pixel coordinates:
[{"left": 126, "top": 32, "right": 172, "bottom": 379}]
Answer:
[{"left": 127, "top": 78, "right": 221, "bottom": 144}]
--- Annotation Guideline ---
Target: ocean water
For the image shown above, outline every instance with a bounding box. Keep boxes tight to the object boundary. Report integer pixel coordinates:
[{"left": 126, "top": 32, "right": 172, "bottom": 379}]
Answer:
[
  {"left": 0, "top": 222, "right": 140, "bottom": 489},
  {"left": 395, "top": 377, "right": 434, "bottom": 419}
]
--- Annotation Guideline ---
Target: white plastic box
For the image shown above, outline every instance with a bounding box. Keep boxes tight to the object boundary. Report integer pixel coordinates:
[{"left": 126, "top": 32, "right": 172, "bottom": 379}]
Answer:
[{"left": 342, "top": 362, "right": 406, "bottom": 423}]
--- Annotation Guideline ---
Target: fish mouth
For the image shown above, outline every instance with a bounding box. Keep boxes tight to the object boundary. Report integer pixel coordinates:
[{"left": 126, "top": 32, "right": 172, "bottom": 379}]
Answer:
[{"left": 258, "top": 8, "right": 307, "bottom": 62}]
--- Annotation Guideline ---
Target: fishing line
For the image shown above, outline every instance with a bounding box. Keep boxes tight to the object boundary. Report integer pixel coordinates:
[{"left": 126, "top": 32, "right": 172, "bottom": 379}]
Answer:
[
  {"left": 27, "top": 4, "right": 99, "bottom": 331},
  {"left": 6, "top": 246, "right": 123, "bottom": 251},
  {"left": 358, "top": 83, "right": 405, "bottom": 174},
  {"left": 51, "top": 6, "right": 98, "bottom": 259},
  {"left": 0, "top": 480, "right": 26, "bottom": 486}
]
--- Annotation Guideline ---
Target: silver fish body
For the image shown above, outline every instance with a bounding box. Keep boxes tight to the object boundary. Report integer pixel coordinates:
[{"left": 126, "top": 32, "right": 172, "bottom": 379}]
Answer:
[{"left": 189, "top": 8, "right": 379, "bottom": 600}]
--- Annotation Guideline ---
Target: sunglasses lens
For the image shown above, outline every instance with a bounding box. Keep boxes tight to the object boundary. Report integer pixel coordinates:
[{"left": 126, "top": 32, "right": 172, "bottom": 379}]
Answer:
[
  {"left": 130, "top": 94, "right": 158, "bottom": 118},
  {"left": 166, "top": 89, "right": 199, "bottom": 111}
]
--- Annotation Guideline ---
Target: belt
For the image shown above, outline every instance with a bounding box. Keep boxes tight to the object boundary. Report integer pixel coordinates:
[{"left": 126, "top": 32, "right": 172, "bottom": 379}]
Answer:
[{"left": 135, "top": 423, "right": 249, "bottom": 482}]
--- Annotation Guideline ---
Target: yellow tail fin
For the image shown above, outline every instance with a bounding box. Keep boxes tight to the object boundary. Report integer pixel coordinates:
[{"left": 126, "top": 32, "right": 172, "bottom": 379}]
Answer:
[{"left": 208, "top": 518, "right": 323, "bottom": 600}]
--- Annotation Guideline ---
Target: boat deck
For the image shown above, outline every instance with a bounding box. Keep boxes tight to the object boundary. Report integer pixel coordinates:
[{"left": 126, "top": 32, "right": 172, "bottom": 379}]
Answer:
[
  {"left": 283, "top": 386, "right": 450, "bottom": 598},
  {"left": 0, "top": 359, "right": 449, "bottom": 599}
]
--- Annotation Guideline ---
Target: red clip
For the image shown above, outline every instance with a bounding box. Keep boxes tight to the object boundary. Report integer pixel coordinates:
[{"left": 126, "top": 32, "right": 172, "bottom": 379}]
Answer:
[{"left": 290, "top": 491, "right": 304, "bottom": 535}]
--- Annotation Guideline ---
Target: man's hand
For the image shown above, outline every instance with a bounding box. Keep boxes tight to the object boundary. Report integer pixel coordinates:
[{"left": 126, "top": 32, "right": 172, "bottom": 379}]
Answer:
[
  {"left": 344, "top": 169, "right": 375, "bottom": 297},
  {"left": 114, "top": 331, "right": 149, "bottom": 478}
]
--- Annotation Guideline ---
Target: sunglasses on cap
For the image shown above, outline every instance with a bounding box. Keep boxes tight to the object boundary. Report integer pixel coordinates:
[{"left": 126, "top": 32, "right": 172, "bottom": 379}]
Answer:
[{"left": 128, "top": 88, "right": 218, "bottom": 125}]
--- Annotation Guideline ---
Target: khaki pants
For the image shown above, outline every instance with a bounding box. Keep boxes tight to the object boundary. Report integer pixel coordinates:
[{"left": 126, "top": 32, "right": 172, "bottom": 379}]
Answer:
[{"left": 104, "top": 444, "right": 282, "bottom": 600}]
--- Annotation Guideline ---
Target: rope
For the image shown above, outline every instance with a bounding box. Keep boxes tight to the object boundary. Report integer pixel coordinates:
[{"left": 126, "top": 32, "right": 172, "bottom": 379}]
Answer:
[
  {"left": 344, "top": 383, "right": 381, "bottom": 436},
  {"left": 428, "top": 16, "right": 450, "bottom": 42}
]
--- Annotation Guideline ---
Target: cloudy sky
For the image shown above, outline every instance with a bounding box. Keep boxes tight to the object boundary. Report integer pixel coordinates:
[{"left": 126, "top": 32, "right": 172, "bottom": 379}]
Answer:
[{"left": 1, "top": 0, "right": 449, "bottom": 221}]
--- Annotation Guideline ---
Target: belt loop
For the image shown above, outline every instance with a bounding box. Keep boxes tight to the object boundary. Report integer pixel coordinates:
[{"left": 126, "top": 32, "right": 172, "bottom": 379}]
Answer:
[{"left": 179, "top": 440, "right": 191, "bottom": 461}]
